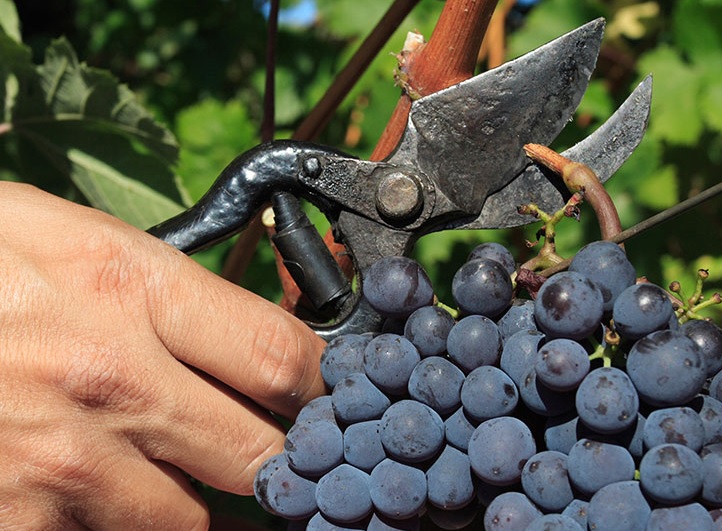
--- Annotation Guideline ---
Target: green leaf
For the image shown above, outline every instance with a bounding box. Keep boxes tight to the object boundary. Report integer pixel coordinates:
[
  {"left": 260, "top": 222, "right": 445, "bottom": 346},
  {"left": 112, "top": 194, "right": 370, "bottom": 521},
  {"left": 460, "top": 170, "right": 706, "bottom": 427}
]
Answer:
[
  {"left": 635, "top": 164, "right": 678, "bottom": 210},
  {"left": 673, "top": 0, "right": 722, "bottom": 64},
  {"left": 0, "top": 35, "right": 185, "bottom": 225},
  {"left": 175, "top": 98, "right": 258, "bottom": 202},
  {"left": 0, "top": 0, "right": 21, "bottom": 43},
  {"left": 636, "top": 45, "right": 704, "bottom": 146}
]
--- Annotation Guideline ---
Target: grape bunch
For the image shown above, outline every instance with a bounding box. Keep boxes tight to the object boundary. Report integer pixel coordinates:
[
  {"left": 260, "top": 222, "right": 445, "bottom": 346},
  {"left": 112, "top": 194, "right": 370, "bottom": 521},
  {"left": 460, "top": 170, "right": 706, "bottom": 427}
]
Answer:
[{"left": 254, "top": 241, "right": 722, "bottom": 530}]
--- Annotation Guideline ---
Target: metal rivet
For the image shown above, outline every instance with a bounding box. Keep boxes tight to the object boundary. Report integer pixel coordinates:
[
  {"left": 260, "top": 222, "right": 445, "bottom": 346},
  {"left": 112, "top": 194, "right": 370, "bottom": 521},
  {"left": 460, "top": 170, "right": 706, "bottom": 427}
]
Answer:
[{"left": 303, "top": 157, "right": 321, "bottom": 179}]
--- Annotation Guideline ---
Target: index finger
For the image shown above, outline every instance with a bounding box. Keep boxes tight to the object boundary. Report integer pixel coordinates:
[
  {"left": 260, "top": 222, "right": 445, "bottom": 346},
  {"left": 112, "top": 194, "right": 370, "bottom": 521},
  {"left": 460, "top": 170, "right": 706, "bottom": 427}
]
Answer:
[{"left": 146, "top": 238, "right": 327, "bottom": 419}]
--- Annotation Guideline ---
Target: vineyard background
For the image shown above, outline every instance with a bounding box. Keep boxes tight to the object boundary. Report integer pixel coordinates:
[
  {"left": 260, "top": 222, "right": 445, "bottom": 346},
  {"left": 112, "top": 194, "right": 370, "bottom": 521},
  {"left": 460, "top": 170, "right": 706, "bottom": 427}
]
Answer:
[{"left": 2, "top": 0, "right": 722, "bottom": 525}]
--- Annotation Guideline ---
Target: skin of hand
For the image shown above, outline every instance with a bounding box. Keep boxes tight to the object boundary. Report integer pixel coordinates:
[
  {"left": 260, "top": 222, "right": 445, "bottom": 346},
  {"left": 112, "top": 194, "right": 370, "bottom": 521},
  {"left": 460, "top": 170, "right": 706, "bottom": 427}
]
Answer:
[{"left": 0, "top": 182, "right": 327, "bottom": 529}]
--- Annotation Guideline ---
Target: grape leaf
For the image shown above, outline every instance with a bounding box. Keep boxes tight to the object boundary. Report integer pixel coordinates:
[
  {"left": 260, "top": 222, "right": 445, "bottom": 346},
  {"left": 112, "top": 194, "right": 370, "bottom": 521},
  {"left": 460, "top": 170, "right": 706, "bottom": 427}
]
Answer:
[
  {"left": 636, "top": 46, "right": 704, "bottom": 146},
  {"left": 0, "top": 0, "right": 21, "bottom": 43},
  {"left": 1, "top": 35, "right": 185, "bottom": 227}
]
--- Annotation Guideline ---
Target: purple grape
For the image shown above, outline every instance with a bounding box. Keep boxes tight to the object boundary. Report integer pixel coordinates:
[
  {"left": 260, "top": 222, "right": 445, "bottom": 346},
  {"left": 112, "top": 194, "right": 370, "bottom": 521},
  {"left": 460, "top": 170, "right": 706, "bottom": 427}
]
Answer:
[
  {"left": 525, "top": 514, "right": 584, "bottom": 531},
  {"left": 253, "top": 454, "right": 318, "bottom": 520},
  {"left": 468, "top": 241, "right": 516, "bottom": 275},
  {"left": 534, "top": 271, "right": 604, "bottom": 340},
  {"left": 569, "top": 240, "right": 636, "bottom": 313},
  {"left": 626, "top": 329, "right": 706, "bottom": 407},
  {"left": 461, "top": 365, "right": 518, "bottom": 422},
  {"left": 363, "top": 333, "right": 420, "bottom": 395},
  {"left": 343, "top": 420, "right": 385, "bottom": 473},
  {"left": 331, "top": 373, "right": 391, "bottom": 424},
  {"left": 425, "top": 445, "right": 475, "bottom": 510},
  {"left": 468, "top": 416, "right": 536, "bottom": 486},
  {"left": 499, "top": 329, "right": 546, "bottom": 387},
  {"left": 701, "top": 443, "right": 722, "bottom": 507},
  {"left": 566, "top": 439, "right": 635, "bottom": 498},
  {"left": 362, "top": 256, "right": 434, "bottom": 319},
  {"left": 483, "top": 492, "right": 542, "bottom": 531},
  {"left": 612, "top": 282, "right": 674, "bottom": 341},
  {"left": 380, "top": 400, "right": 444, "bottom": 464},
  {"left": 647, "top": 503, "right": 714, "bottom": 531},
  {"left": 283, "top": 419, "right": 344, "bottom": 477},
  {"left": 682, "top": 319, "right": 722, "bottom": 376},
  {"left": 587, "top": 481, "right": 650, "bottom": 531},
  {"left": 639, "top": 443, "right": 704, "bottom": 504},
  {"left": 407, "top": 356, "right": 465, "bottom": 415},
  {"left": 315, "top": 464, "right": 372, "bottom": 523},
  {"left": 575, "top": 367, "right": 639, "bottom": 434},
  {"left": 452, "top": 258, "right": 513, "bottom": 318},
  {"left": 444, "top": 406, "right": 477, "bottom": 452},
  {"left": 497, "top": 299, "right": 538, "bottom": 341},
  {"left": 521, "top": 450, "right": 574, "bottom": 512},
  {"left": 447, "top": 314, "right": 503, "bottom": 372},
  {"left": 643, "top": 406, "right": 705, "bottom": 452},
  {"left": 369, "top": 458, "right": 427, "bottom": 519},
  {"left": 535, "top": 338, "right": 590, "bottom": 391},
  {"left": 320, "top": 333, "right": 370, "bottom": 389},
  {"left": 403, "top": 305, "right": 456, "bottom": 357}
]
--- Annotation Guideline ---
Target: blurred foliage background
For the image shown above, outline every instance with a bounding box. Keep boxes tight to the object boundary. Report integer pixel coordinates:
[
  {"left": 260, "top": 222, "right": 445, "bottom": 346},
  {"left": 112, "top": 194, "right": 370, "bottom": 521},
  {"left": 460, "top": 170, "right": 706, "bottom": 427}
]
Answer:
[{"left": 1, "top": 0, "right": 721, "bottom": 525}]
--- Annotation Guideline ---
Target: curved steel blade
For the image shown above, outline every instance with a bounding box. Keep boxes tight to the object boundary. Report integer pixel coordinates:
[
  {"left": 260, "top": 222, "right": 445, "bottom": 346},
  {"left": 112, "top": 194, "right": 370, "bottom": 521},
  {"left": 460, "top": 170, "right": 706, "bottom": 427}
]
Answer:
[
  {"left": 463, "top": 75, "right": 652, "bottom": 229},
  {"left": 386, "top": 18, "right": 605, "bottom": 215}
]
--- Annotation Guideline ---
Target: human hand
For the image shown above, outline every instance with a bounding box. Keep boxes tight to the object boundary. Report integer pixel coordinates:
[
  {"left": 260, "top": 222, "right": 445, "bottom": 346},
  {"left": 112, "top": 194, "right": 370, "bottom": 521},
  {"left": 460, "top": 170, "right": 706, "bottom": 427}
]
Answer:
[{"left": 0, "top": 182, "right": 326, "bottom": 529}]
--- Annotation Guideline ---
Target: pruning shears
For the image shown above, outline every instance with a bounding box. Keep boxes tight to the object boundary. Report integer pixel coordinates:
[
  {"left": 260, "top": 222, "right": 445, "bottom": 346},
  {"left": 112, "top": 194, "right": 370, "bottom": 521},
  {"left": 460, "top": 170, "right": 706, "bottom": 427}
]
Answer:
[{"left": 148, "top": 19, "right": 652, "bottom": 340}]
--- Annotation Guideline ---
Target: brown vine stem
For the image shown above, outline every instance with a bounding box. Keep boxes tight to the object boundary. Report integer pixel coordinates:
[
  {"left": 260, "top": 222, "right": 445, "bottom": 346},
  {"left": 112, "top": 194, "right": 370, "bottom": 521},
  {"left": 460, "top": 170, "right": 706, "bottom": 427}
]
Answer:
[{"left": 372, "top": 0, "right": 498, "bottom": 160}]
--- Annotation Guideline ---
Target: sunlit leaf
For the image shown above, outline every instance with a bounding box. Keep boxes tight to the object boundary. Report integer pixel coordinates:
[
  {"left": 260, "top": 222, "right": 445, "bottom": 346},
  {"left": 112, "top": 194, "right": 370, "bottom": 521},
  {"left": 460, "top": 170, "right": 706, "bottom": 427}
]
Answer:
[{"left": 0, "top": 0, "right": 21, "bottom": 43}]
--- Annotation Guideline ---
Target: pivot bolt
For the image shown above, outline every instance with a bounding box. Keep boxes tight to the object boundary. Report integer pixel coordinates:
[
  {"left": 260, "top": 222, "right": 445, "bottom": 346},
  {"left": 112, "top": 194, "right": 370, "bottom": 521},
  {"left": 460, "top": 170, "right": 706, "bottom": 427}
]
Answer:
[{"left": 375, "top": 172, "right": 423, "bottom": 221}]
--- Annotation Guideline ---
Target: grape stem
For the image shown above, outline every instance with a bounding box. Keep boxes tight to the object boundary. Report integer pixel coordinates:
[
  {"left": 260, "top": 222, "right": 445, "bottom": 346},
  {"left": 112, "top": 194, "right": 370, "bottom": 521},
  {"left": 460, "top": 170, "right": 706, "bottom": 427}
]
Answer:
[
  {"left": 523, "top": 143, "right": 623, "bottom": 243},
  {"left": 670, "top": 269, "right": 722, "bottom": 323}
]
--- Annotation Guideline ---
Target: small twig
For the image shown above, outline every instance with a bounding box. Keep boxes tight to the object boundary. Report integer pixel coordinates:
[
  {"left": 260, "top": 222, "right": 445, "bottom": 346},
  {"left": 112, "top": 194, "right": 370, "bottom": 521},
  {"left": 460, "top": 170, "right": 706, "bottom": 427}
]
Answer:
[
  {"left": 524, "top": 143, "right": 623, "bottom": 242},
  {"left": 538, "top": 181, "right": 722, "bottom": 278}
]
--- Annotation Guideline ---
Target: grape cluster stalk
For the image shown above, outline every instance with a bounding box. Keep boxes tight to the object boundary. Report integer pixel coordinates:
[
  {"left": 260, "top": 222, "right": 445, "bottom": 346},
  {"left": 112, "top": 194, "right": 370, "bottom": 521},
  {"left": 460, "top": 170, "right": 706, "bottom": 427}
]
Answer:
[{"left": 254, "top": 241, "right": 722, "bottom": 531}]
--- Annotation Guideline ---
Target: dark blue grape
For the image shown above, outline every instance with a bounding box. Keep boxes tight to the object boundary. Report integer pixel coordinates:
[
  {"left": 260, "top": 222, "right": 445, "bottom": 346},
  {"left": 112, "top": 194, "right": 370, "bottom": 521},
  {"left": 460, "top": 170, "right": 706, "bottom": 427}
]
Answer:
[
  {"left": 460, "top": 365, "right": 518, "bottom": 422},
  {"left": 380, "top": 400, "right": 444, "bottom": 464},
  {"left": 362, "top": 256, "right": 434, "bottom": 319},
  {"left": 403, "top": 305, "right": 456, "bottom": 358},
  {"left": 253, "top": 454, "right": 318, "bottom": 520},
  {"left": 343, "top": 420, "right": 386, "bottom": 473},
  {"left": 535, "top": 338, "right": 590, "bottom": 391},
  {"left": 682, "top": 319, "right": 722, "bottom": 377},
  {"left": 315, "top": 464, "right": 372, "bottom": 524},
  {"left": 566, "top": 439, "right": 635, "bottom": 498},
  {"left": 284, "top": 419, "right": 344, "bottom": 477},
  {"left": 626, "top": 329, "right": 706, "bottom": 407},
  {"left": 587, "top": 481, "right": 650, "bottom": 531},
  {"left": 407, "top": 356, "right": 465, "bottom": 415},
  {"left": 534, "top": 271, "right": 604, "bottom": 340},
  {"left": 612, "top": 282, "right": 674, "bottom": 341},
  {"left": 544, "top": 413, "right": 579, "bottom": 454},
  {"left": 444, "top": 406, "right": 477, "bottom": 452},
  {"left": 701, "top": 443, "right": 722, "bottom": 507},
  {"left": 711, "top": 371, "right": 722, "bottom": 403},
  {"left": 369, "top": 458, "right": 427, "bottom": 519},
  {"left": 647, "top": 503, "right": 714, "bottom": 531},
  {"left": 332, "top": 373, "right": 391, "bottom": 424},
  {"left": 468, "top": 241, "right": 516, "bottom": 275},
  {"left": 525, "top": 514, "right": 584, "bottom": 531},
  {"left": 451, "top": 258, "right": 513, "bottom": 318},
  {"left": 643, "top": 406, "right": 705, "bottom": 452},
  {"left": 695, "top": 395, "right": 722, "bottom": 445},
  {"left": 519, "top": 367, "right": 575, "bottom": 417},
  {"left": 296, "top": 395, "right": 337, "bottom": 425},
  {"left": 640, "top": 443, "right": 704, "bottom": 504},
  {"left": 576, "top": 413, "right": 647, "bottom": 459},
  {"left": 363, "top": 333, "right": 420, "bottom": 395},
  {"left": 468, "top": 416, "right": 536, "bottom": 486},
  {"left": 425, "top": 445, "right": 475, "bottom": 510},
  {"left": 320, "top": 334, "right": 370, "bottom": 389},
  {"left": 575, "top": 367, "right": 639, "bottom": 434},
  {"left": 446, "top": 314, "right": 503, "bottom": 372},
  {"left": 561, "top": 499, "right": 589, "bottom": 530},
  {"left": 496, "top": 299, "right": 538, "bottom": 342},
  {"left": 521, "top": 450, "right": 574, "bottom": 512},
  {"left": 482, "top": 492, "right": 542, "bottom": 531},
  {"left": 569, "top": 240, "right": 636, "bottom": 313},
  {"left": 499, "top": 329, "right": 546, "bottom": 387}
]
